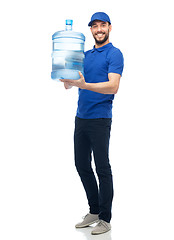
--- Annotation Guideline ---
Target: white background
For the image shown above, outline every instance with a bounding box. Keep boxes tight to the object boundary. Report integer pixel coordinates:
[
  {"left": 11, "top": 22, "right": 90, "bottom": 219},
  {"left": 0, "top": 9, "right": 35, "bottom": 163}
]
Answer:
[{"left": 0, "top": 0, "right": 174, "bottom": 239}]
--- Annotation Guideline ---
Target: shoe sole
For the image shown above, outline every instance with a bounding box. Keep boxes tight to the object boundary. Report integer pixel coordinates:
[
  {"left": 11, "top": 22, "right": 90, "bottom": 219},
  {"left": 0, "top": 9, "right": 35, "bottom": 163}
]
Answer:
[
  {"left": 75, "top": 220, "right": 99, "bottom": 228},
  {"left": 91, "top": 228, "right": 111, "bottom": 235}
]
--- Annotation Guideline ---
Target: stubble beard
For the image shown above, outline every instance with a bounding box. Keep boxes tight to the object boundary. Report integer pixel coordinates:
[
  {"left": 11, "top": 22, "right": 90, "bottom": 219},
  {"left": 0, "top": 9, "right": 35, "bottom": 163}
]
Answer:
[{"left": 93, "top": 30, "right": 109, "bottom": 46}]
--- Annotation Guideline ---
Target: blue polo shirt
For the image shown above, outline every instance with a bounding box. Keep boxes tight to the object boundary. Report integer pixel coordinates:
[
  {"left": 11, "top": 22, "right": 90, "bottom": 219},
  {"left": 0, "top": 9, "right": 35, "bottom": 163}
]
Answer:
[{"left": 76, "top": 43, "right": 124, "bottom": 119}]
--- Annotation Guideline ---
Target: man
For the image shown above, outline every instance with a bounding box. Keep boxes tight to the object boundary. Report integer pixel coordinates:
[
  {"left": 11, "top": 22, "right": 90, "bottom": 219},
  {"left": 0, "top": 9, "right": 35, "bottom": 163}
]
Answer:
[{"left": 61, "top": 12, "right": 124, "bottom": 235}]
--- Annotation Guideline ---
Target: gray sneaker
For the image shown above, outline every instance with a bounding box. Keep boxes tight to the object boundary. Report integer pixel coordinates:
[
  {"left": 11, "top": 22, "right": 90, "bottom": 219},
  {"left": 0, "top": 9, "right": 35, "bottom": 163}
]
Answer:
[
  {"left": 91, "top": 220, "right": 111, "bottom": 235},
  {"left": 75, "top": 213, "right": 99, "bottom": 228}
]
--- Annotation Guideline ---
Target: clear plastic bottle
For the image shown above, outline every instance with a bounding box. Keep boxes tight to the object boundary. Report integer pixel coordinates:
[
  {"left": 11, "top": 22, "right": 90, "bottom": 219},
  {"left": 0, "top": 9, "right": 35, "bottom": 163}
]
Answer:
[{"left": 51, "top": 20, "right": 85, "bottom": 81}]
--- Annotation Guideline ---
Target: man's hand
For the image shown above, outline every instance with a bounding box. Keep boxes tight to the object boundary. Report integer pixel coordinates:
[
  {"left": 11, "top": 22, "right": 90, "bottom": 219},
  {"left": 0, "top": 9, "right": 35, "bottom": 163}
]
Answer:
[
  {"left": 64, "top": 82, "right": 72, "bottom": 89},
  {"left": 60, "top": 72, "right": 86, "bottom": 89}
]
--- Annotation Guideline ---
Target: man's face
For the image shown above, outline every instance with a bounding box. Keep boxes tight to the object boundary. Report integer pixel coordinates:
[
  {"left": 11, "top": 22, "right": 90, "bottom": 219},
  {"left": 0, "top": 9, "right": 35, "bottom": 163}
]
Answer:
[{"left": 90, "top": 20, "right": 112, "bottom": 45}]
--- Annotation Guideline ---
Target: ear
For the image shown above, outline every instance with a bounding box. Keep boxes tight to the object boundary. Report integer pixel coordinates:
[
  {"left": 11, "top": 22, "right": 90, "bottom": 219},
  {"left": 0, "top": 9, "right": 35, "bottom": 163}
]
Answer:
[{"left": 109, "top": 24, "right": 112, "bottom": 32}]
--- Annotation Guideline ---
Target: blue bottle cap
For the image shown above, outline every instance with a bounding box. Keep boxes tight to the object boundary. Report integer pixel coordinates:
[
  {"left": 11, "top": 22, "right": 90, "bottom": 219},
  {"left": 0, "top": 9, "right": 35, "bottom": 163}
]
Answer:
[{"left": 66, "top": 19, "right": 73, "bottom": 26}]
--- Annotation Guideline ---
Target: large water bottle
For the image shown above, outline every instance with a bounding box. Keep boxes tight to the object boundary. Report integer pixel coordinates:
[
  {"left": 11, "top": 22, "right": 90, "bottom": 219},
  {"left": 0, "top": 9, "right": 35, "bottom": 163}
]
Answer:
[{"left": 51, "top": 19, "right": 85, "bottom": 81}]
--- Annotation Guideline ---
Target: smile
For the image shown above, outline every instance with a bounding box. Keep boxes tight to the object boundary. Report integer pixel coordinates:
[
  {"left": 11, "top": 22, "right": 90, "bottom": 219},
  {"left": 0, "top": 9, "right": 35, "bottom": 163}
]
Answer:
[{"left": 96, "top": 33, "right": 105, "bottom": 37}]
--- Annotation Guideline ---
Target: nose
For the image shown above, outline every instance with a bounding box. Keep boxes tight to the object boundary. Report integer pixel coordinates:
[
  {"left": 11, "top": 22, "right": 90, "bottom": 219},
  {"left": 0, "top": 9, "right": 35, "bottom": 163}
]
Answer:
[{"left": 97, "top": 26, "right": 102, "bottom": 32}]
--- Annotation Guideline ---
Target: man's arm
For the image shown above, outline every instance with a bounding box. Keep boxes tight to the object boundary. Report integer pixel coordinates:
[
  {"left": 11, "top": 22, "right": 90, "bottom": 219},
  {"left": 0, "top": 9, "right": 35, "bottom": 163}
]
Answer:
[
  {"left": 85, "top": 72, "right": 121, "bottom": 94},
  {"left": 61, "top": 72, "right": 121, "bottom": 94}
]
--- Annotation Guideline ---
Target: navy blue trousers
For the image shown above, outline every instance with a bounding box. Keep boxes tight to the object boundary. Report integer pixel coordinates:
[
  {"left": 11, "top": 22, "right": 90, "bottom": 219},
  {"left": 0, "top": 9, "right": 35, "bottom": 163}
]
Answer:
[{"left": 74, "top": 117, "right": 114, "bottom": 223}]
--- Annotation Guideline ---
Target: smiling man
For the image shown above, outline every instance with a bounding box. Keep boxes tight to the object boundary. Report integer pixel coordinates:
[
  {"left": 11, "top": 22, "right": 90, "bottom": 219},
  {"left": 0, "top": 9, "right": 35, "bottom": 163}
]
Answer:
[{"left": 61, "top": 12, "right": 124, "bottom": 235}]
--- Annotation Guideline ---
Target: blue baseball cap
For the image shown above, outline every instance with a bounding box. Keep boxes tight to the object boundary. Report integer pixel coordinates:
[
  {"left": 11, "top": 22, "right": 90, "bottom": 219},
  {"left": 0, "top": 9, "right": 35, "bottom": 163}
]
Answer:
[{"left": 88, "top": 12, "right": 111, "bottom": 27}]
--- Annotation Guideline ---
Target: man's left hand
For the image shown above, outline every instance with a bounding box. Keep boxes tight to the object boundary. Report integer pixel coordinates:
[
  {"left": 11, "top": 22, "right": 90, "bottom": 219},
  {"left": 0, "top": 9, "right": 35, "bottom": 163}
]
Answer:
[{"left": 60, "top": 72, "right": 86, "bottom": 89}]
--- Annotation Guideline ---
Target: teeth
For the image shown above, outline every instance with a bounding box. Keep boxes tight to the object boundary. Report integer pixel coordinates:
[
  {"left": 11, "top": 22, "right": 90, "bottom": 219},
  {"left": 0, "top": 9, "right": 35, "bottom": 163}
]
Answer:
[{"left": 97, "top": 34, "right": 103, "bottom": 37}]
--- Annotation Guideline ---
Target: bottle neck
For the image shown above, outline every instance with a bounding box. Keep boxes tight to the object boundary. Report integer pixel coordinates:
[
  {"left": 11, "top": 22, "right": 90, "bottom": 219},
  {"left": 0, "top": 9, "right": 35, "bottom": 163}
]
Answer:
[
  {"left": 65, "top": 19, "right": 73, "bottom": 31},
  {"left": 65, "top": 24, "right": 72, "bottom": 31}
]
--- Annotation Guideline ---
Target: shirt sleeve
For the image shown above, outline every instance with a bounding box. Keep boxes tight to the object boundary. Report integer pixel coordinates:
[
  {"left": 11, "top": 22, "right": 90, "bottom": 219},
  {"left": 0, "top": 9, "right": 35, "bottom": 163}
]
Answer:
[{"left": 108, "top": 49, "right": 124, "bottom": 76}]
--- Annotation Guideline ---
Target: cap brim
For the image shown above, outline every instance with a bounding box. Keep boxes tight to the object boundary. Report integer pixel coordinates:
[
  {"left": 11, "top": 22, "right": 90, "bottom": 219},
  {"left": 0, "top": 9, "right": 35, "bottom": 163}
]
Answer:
[
  {"left": 88, "top": 19, "right": 111, "bottom": 27},
  {"left": 88, "top": 21, "right": 93, "bottom": 26}
]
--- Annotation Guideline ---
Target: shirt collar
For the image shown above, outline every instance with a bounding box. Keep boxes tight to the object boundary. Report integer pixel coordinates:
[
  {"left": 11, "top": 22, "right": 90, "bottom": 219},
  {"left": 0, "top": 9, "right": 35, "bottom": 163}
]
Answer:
[{"left": 91, "top": 43, "right": 112, "bottom": 53}]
